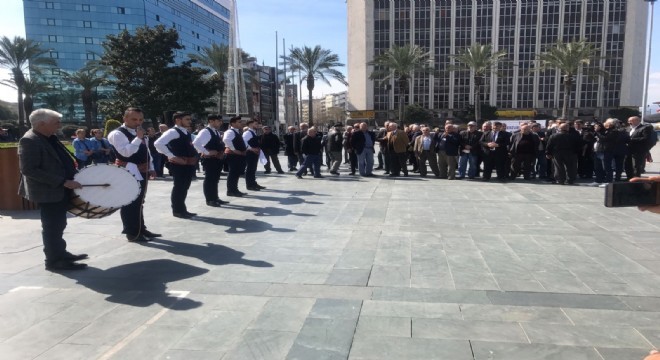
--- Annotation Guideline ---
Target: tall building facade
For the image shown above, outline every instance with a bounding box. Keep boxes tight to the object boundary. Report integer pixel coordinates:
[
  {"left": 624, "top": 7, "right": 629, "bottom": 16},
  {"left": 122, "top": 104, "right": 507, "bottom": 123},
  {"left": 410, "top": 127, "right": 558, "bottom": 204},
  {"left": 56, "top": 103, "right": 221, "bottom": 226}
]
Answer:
[
  {"left": 23, "top": 0, "right": 232, "bottom": 120},
  {"left": 347, "top": 0, "right": 649, "bottom": 120}
]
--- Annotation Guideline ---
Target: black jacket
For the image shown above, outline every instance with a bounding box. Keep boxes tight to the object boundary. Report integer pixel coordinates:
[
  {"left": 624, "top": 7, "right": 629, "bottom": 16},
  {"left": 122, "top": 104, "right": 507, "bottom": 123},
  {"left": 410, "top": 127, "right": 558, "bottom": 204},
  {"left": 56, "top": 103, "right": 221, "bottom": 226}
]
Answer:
[
  {"left": 301, "top": 134, "right": 323, "bottom": 155},
  {"left": 546, "top": 131, "right": 580, "bottom": 156},
  {"left": 260, "top": 133, "right": 281, "bottom": 154},
  {"left": 351, "top": 130, "right": 377, "bottom": 155},
  {"left": 284, "top": 132, "right": 295, "bottom": 156}
]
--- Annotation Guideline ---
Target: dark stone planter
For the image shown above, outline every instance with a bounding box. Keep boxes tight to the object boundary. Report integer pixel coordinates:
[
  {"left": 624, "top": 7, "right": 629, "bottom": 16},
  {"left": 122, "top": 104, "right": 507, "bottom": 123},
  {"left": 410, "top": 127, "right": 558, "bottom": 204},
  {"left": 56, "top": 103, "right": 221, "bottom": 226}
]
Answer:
[{"left": 0, "top": 147, "right": 37, "bottom": 210}]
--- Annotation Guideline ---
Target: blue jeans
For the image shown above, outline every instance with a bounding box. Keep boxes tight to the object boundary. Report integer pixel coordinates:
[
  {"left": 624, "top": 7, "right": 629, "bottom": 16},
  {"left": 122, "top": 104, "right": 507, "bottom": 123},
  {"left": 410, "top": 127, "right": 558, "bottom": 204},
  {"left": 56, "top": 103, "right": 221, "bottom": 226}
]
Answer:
[
  {"left": 534, "top": 151, "right": 547, "bottom": 178},
  {"left": 357, "top": 148, "right": 374, "bottom": 175},
  {"left": 593, "top": 152, "right": 605, "bottom": 183},
  {"left": 296, "top": 154, "right": 321, "bottom": 177},
  {"left": 458, "top": 153, "right": 477, "bottom": 178},
  {"left": 603, "top": 152, "right": 624, "bottom": 182}
]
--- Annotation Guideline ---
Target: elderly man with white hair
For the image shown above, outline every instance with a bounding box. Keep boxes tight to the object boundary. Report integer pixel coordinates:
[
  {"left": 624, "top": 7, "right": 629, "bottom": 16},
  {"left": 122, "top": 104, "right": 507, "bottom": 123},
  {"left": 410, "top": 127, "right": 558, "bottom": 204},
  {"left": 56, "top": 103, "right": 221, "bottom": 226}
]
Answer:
[{"left": 18, "top": 109, "right": 88, "bottom": 271}]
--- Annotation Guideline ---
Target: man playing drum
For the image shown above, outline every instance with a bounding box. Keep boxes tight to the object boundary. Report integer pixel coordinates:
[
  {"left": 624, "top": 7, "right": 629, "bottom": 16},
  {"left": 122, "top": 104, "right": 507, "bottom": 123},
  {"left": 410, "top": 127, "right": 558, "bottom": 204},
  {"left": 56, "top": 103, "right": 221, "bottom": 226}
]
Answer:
[
  {"left": 154, "top": 111, "right": 198, "bottom": 219},
  {"left": 18, "top": 109, "right": 88, "bottom": 270},
  {"left": 108, "top": 107, "right": 162, "bottom": 242}
]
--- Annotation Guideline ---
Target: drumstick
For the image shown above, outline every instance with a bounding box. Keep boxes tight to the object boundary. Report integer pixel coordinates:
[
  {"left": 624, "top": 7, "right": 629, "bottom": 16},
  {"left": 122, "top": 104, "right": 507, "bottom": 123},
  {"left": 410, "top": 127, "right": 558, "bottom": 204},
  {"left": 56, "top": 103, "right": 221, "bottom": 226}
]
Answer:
[{"left": 81, "top": 184, "right": 111, "bottom": 187}]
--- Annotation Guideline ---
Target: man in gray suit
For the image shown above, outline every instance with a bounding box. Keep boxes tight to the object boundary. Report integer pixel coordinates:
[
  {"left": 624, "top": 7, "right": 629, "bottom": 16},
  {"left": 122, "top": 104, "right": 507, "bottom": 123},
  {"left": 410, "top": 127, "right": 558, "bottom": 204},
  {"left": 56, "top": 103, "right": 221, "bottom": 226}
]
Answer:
[{"left": 18, "top": 109, "right": 88, "bottom": 271}]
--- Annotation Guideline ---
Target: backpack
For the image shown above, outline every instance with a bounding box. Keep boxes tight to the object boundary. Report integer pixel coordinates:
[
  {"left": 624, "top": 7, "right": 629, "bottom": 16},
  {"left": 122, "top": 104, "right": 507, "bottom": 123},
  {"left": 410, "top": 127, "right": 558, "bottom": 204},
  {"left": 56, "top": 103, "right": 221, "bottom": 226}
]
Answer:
[{"left": 648, "top": 125, "right": 658, "bottom": 150}]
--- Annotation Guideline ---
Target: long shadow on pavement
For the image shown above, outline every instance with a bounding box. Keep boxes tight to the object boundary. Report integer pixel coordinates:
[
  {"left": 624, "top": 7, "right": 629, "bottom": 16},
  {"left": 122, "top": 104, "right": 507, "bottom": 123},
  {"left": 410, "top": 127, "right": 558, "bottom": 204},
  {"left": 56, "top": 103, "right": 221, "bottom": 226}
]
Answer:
[
  {"left": 140, "top": 238, "right": 273, "bottom": 268},
  {"left": 190, "top": 215, "right": 296, "bottom": 233},
  {"left": 245, "top": 194, "right": 323, "bottom": 205},
  {"left": 59, "top": 259, "right": 206, "bottom": 309},
  {"left": 221, "top": 203, "right": 315, "bottom": 217}
]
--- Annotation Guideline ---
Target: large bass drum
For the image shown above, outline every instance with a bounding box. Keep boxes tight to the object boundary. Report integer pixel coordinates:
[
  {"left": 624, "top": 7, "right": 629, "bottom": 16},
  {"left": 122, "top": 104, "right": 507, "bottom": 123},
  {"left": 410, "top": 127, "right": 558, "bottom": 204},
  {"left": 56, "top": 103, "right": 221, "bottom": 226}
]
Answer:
[{"left": 68, "top": 164, "right": 141, "bottom": 219}]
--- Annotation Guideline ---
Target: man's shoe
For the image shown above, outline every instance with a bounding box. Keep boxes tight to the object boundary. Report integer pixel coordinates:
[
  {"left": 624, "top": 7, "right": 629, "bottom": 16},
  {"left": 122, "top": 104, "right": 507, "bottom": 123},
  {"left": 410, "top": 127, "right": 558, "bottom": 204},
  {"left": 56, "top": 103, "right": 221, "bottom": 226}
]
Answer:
[
  {"left": 173, "top": 212, "right": 193, "bottom": 219},
  {"left": 374, "top": 166, "right": 383, "bottom": 170},
  {"left": 330, "top": 171, "right": 339, "bottom": 175},
  {"left": 227, "top": 191, "right": 244, "bottom": 197},
  {"left": 246, "top": 186, "right": 261, "bottom": 191},
  {"left": 142, "top": 230, "right": 162, "bottom": 238},
  {"left": 206, "top": 200, "right": 222, "bottom": 207},
  {"left": 63, "top": 252, "right": 89, "bottom": 261},
  {"left": 314, "top": 175, "right": 324, "bottom": 178},
  {"left": 256, "top": 184, "right": 267, "bottom": 189},
  {"left": 46, "top": 260, "right": 88, "bottom": 271},
  {"left": 217, "top": 199, "right": 229, "bottom": 205},
  {"left": 277, "top": 171, "right": 285, "bottom": 174},
  {"left": 296, "top": 175, "right": 303, "bottom": 179},
  {"left": 264, "top": 170, "right": 271, "bottom": 174},
  {"left": 127, "top": 234, "right": 151, "bottom": 242}
]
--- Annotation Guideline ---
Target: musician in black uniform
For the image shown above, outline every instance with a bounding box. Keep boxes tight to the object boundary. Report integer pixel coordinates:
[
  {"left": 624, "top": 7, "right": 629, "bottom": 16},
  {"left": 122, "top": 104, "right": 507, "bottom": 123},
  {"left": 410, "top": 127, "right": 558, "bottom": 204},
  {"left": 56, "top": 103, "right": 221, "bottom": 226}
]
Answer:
[
  {"left": 154, "top": 111, "right": 198, "bottom": 219},
  {"left": 242, "top": 119, "right": 266, "bottom": 191},
  {"left": 223, "top": 116, "right": 248, "bottom": 197},
  {"left": 192, "top": 114, "right": 229, "bottom": 207},
  {"left": 108, "top": 107, "right": 161, "bottom": 242}
]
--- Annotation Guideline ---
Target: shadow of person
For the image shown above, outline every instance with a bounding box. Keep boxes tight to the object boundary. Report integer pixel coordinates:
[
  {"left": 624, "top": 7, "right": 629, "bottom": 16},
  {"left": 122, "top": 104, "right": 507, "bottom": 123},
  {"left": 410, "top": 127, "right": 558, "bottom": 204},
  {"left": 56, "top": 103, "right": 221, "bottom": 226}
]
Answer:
[
  {"left": 59, "top": 259, "right": 206, "bottom": 309},
  {"left": 246, "top": 194, "right": 307, "bottom": 205},
  {"left": 190, "top": 216, "right": 296, "bottom": 233},
  {"left": 221, "top": 203, "right": 315, "bottom": 217},
  {"left": 264, "top": 189, "right": 330, "bottom": 197},
  {"left": 141, "top": 239, "right": 273, "bottom": 268}
]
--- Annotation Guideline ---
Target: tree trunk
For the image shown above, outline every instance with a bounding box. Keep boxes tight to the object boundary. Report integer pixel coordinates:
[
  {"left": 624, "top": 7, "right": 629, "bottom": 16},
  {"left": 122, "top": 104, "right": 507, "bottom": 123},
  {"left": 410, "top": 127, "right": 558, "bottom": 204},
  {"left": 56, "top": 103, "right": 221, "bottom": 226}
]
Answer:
[
  {"left": 474, "top": 85, "right": 481, "bottom": 127},
  {"left": 562, "top": 75, "right": 572, "bottom": 120},
  {"left": 23, "top": 95, "right": 34, "bottom": 122},
  {"left": 307, "top": 77, "right": 315, "bottom": 126},
  {"left": 82, "top": 90, "right": 93, "bottom": 130},
  {"left": 16, "top": 86, "right": 25, "bottom": 134},
  {"left": 397, "top": 77, "right": 407, "bottom": 127}
]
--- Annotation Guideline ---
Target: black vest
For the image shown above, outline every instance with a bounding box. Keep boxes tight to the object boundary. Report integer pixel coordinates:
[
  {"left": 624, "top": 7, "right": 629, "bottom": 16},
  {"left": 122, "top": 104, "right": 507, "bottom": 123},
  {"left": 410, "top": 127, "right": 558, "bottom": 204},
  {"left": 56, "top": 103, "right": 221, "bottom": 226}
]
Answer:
[
  {"left": 112, "top": 127, "right": 149, "bottom": 164},
  {"left": 230, "top": 128, "right": 247, "bottom": 151},
  {"left": 167, "top": 127, "right": 197, "bottom": 157},
  {"left": 204, "top": 127, "right": 225, "bottom": 152},
  {"left": 246, "top": 129, "right": 259, "bottom": 148}
]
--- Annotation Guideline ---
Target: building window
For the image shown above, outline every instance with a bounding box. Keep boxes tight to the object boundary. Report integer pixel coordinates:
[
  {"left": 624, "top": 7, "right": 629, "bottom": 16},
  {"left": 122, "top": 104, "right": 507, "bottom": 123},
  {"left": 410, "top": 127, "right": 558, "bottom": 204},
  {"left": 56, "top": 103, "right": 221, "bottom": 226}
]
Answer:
[
  {"left": 48, "top": 35, "right": 57, "bottom": 42},
  {"left": 86, "top": 53, "right": 96, "bottom": 60},
  {"left": 85, "top": 37, "right": 93, "bottom": 44},
  {"left": 47, "top": 18, "right": 56, "bottom": 26},
  {"left": 49, "top": 51, "right": 58, "bottom": 59},
  {"left": 117, "top": 7, "right": 125, "bottom": 14},
  {"left": 83, "top": 21, "right": 92, "bottom": 28},
  {"left": 118, "top": 23, "right": 126, "bottom": 30},
  {"left": 81, "top": 4, "right": 90, "bottom": 11},
  {"left": 45, "top": 2, "right": 54, "bottom": 9},
  {"left": 156, "top": 14, "right": 160, "bottom": 21},
  {"left": 51, "top": 69, "right": 60, "bottom": 75}
]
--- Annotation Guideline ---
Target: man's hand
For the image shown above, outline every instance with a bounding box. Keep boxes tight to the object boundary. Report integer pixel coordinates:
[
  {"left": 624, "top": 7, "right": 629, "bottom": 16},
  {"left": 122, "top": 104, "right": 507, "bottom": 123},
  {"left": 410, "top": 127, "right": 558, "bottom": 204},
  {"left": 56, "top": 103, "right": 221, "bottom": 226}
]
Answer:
[
  {"left": 487, "top": 142, "right": 498, "bottom": 148},
  {"left": 148, "top": 170, "right": 157, "bottom": 180},
  {"left": 63, "top": 180, "right": 82, "bottom": 189},
  {"left": 136, "top": 127, "right": 145, "bottom": 139},
  {"left": 169, "top": 156, "right": 186, "bottom": 165},
  {"left": 631, "top": 176, "right": 660, "bottom": 215}
]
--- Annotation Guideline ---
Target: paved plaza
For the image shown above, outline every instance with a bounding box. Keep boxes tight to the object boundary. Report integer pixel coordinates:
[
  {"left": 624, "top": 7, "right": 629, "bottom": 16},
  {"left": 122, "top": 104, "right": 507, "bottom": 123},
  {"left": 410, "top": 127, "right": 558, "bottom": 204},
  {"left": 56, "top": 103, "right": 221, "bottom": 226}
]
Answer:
[{"left": 1, "top": 146, "right": 660, "bottom": 360}]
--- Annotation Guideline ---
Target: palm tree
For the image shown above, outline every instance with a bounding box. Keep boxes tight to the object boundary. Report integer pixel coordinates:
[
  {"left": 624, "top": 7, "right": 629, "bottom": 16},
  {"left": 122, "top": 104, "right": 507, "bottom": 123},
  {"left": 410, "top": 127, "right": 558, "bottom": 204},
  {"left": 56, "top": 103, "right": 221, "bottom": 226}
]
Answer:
[
  {"left": 63, "top": 67, "right": 106, "bottom": 129},
  {"left": 368, "top": 44, "right": 433, "bottom": 126},
  {"left": 450, "top": 43, "right": 508, "bottom": 126},
  {"left": 189, "top": 43, "right": 229, "bottom": 114},
  {"left": 531, "top": 39, "right": 608, "bottom": 120},
  {"left": 0, "top": 36, "right": 57, "bottom": 132},
  {"left": 285, "top": 45, "right": 347, "bottom": 126},
  {"left": 40, "top": 92, "right": 62, "bottom": 113},
  {"left": 20, "top": 77, "right": 51, "bottom": 118}
]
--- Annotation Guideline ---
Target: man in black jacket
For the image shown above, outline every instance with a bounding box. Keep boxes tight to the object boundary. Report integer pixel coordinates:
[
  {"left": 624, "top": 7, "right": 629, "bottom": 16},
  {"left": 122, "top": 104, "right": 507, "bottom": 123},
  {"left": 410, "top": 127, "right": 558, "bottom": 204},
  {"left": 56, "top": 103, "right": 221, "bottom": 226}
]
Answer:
[
  {"left": 508, "top": 123, "right": 540, "bottom": 180},
  {"left": 296, "top": 127, "right": 323, "bottom": 179},
  {"left": 283, "top": 126, "right": 297, "bottom": 171},
  {"left": 546, "top": 123, "right": 580, "bottom": 185},
  {"left": 351, "top": 122, "right": 377, "bottom": 177},
  {"left": 457, "top": 121, "right": 482, "bottom": 179},
  {"left": 480, "top": 121, "right": 510, "bottom": 181},
  {"left": 327, "top": 123, "right": 344, "bottom": 175},
  {"left": 260, "top": 125, "right": 284, "bottom": 174},
  {"left": 625, "top": 116, "right": 655, "bottom": 179}
]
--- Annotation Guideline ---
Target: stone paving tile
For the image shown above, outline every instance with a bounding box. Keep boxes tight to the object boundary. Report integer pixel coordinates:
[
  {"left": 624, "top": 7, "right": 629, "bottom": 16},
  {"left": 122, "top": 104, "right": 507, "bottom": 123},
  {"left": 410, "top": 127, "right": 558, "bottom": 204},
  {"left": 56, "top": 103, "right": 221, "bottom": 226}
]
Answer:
[
  {"left": 637, "top": 328, "right": 660, "bottom": 348},
  {"left": 371, "top": 287, "right": 492, "bottom": 304},
  {"left": 264, "top": 284, "right": 373, "bottom": 300},
  {"left": 619, "top": 296, "right": 660, "bottom": 312},
  {"left": 521, "top": 322, "right": 651, "bottom": 348},
  {"left": 158, "top": 349, "right": 222, "bottom": 360},
  {"left": 354, "top": 316, "right": 411, "bottom": 337},
  {"left": 562, "top": 308, "right": 660, "bottom": 327},
  {"left": 348, "top": 335, "right": 473, "bottom": 360},
  {"left": 0, "top": 320, "right": 87, "bottom": 360},
  {"left": 223, "top": 330, "right": 298, "bottom": 360},
  {"left": 596, "top": 348, "right": 654, "bottom": 360},
  {"left": 459, "top": 304, "right": 572, "bottom": 324},
  {"left": 412, "top": 318, "right": 529, "bottom": 343},
  {"left": 366, "top": 265, "right": 410, "bottom": 287},
  {"left": 486, "top": 290, "right": 631, "bottom": 310},
  {"left": 248, "top": 297, "right": 314, "bottom": 332},
  {"left": 360, "top": 300, "right": 461, "bottom": 319},
  {"left": 325, "top": 268, "right": 371, "bottom": 286},
  {"left": 471, "top": 341, "right": 602, "bottom": 360},
  {"left": 33, "top": 343, "right": 112, "bottom": 360}
]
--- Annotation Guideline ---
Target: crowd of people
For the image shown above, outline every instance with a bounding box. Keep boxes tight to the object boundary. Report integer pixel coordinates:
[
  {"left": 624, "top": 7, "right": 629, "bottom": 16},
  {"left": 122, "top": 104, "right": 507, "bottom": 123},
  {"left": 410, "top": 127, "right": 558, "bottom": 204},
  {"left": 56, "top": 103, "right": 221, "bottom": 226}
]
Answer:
[{"left": 16, "top": 107, "right": 659, "bottom": 271}]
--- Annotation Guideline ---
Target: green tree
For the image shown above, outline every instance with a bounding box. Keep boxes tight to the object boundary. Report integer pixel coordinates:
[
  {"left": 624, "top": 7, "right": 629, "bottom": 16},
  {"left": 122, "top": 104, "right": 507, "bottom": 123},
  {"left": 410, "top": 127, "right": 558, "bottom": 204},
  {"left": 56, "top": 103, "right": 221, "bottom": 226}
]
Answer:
[
  {"left": 21, "top": 77, "right": 51, "bottom": 117},
  {"left": 62, "top": 89, "right": 78, "bottom": 122},
  {"left": 161, "top": 60, "right": 215, "bottom": 115},
  {"left": 464, "top": 103, "right": 498, "bottom": 123},
  {"left": 40, "top": 92, "right": 62, "bottom": 113},
  {"left": 0, "top": 36, "right": 57, "bottom": 132},
  {"left": 103, "top": 119, "right": 121, "bottom": 137},
  {"left": 531, "top": 39, "right": 608, "bottom": 120},
  {"left": 449, "top": 43, "right": 507, "bottom": 126},
  {"left": 63, "top": 66, "right": 107, "bottom": 129},
  {"left": 608, "top": 107, "right": 641, "bottom": 122},
  {"left": 403, "top": 104, "right": 433, "bottom": 124},
  {"left": 285, "top": 45, "right": 347, "bottom": 126},
  {"left": 189, "top": 43, "right": 229, "bottom": 114},
  {"left": 368, "top": 44, "right": 433, "bottom": 126}
]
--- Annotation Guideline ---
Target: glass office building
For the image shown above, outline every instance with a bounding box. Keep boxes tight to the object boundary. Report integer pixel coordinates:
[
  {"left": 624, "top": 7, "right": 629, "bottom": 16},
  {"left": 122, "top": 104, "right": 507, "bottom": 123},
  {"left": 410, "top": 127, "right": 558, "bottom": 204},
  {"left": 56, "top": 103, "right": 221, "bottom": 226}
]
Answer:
[
  {"left": 23, "top": 0, "right": 232, "bottom": 121},
  {"left": 347, "top": 0, "right": 649, "bottom": 120}
]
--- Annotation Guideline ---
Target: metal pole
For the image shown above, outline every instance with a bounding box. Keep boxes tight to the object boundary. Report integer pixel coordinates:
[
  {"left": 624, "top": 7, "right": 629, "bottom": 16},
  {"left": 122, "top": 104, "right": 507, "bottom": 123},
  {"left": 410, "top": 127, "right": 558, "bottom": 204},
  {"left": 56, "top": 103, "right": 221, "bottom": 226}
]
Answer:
[
  {"left": 283, "top": 38, "right": 288, "bottom": 126},
  {"left": 642, "top": 0, "right": 656, "bottom": 124},
  {"left": 275, "top": 31, "right": 280, "bottom": 135}
]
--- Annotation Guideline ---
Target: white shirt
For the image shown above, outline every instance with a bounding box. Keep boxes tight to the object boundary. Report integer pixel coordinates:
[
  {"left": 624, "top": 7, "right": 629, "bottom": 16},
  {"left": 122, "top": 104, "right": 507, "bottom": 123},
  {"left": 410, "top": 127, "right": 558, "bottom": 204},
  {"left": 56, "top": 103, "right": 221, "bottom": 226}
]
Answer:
[
  {"left": 107, "top": 125, "right": 154, "bottom": 181},
  {"left": 193, "top": 127, "right": 220, "bottom": 155},
  {"left": 223, "top": 127, "right": 244, "bottom": 151},
  {"left": 629, "top": 124, "right": 639, "bottom": 136},
  {"left": 154, "top": 125, "right": 188, "bottom": 159},
  {"left": 242, "top": 128, "right": 257, "bottom": 150}
]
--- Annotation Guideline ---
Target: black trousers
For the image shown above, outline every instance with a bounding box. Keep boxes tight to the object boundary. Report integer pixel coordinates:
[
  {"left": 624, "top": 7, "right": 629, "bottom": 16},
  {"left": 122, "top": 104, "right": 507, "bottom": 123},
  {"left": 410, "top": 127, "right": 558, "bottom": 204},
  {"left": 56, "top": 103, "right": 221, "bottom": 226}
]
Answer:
[
  {"left": 245, "top": 151, "right": 259, "bottom": 187},
  {"left": 349, "top": 150, "right": 358, "bottom": 174},
  {"left": 389, "top": 152, "right": 408, "bottom": 175},
  {"left": 510, "top": 153, "right": 535, "bottom": 179},
  {"left": 552, "top": 152, "right": 578, "bottom": 184},
  {"left": 625, "top": 150, "right": 647, "bottom": 179},
  {"left": 286, "top": 153, "right": 297, "bottom": 170},
  {"left": 121, "top": 175, "right": 147, "bottom": 236},
  {"left": 39, "top": 194, "right": 70, "bottom": 264},
  {"left": 170, "top": 164, "right": 195, "bottom": 213},
  {"left": 226, "top": 153, "right": 246, "bottom": 193},
  {"left": 483, "top": 151, "right": 507, "bottom": 180},
  {"left": 201, "top": 158, "right": 222, "bottom": 202},
  {"left": 264, "top": 151, "right": 283, "bottom": 172}
]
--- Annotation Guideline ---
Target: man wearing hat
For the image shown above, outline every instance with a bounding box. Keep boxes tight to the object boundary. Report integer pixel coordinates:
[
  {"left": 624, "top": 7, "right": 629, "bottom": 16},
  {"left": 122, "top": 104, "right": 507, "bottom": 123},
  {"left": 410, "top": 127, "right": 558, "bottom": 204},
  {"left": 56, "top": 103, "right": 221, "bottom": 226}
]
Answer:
[
  {"left": 326, "top": 123, "right": 344, "bottom": 175},
  {"left": 458, "top": 121, "right": 482, "bottom": 179}
]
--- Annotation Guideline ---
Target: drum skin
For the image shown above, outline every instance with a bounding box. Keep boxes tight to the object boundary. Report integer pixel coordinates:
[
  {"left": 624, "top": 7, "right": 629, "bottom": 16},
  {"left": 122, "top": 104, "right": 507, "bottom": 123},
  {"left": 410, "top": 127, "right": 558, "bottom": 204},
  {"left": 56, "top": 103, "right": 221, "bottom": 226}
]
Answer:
[{"left": 67, "top": 164, "right": 141, "bottom": 219}]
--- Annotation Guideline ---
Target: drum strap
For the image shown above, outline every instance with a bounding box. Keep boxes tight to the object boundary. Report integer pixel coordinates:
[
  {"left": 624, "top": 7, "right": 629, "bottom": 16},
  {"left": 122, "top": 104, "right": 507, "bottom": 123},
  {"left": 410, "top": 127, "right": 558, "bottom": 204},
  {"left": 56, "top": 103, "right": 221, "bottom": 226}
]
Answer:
[{"left": 115, "top": 159, "right": 149, "bottom": 173}]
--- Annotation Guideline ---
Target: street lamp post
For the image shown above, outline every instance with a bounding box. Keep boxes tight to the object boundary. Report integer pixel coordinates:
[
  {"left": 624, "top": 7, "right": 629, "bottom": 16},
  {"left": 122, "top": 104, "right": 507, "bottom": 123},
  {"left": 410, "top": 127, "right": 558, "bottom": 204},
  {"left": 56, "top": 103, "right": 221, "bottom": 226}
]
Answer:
[{"left": 642, "top": 0, "right": 657, "bottom": 124}]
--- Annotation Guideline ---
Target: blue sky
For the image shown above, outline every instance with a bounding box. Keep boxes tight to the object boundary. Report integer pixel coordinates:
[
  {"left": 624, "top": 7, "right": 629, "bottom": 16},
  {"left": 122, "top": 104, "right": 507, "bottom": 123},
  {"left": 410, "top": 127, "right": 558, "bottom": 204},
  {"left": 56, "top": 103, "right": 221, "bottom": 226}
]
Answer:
[{"left": 1, "top": 0, "right": 659, "bottom": 112}]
